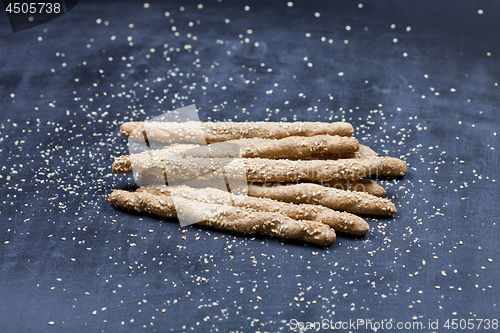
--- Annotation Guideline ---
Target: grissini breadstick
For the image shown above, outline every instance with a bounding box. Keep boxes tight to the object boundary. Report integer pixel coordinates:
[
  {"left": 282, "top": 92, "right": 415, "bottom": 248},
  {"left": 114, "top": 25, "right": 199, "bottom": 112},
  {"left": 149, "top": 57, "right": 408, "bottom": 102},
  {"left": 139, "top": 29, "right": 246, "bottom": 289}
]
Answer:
[
  {"left": 112, "top": 135, "right": 360, "bottom": 173},
  {"left": 244, "top": 156, "right": 407, "bottom": 182},
  {"left": 112, "top": 156, "right": 407, "bottom": 182},
  {"left": 120, "top": 121, "right": 354, "bottom": 143},
  {"left": 137, "top": 185, "right": 370, "bottom": 235},
  {"left": 247, "top": 183, "right": 397, "bottom": 216},
  {"left": 298, "top": 144, "right": 378, "bottom": 160},
  {"left": 317, "top": 179, "right": 386, "bottom": 197},
  {"left": 134, "top": 174, "right": 386, "bottom": 199},
  {"left": 352, "top": 144, "right": 378, "bottom": 157},
  {"left": 109, "top": 190, "right": 336, "bottom": 246},
  {"left": 112, "top": 144, "right": 207, "bottom": 174},
  {"left": 154, "top": 135, "right": 360, "bottom": 159},
  {"left": 253, "top": 179, "right": 386, "bottom": 197},
  {"left": 227, "top": 135, "right": 359, "bottom": 159}
]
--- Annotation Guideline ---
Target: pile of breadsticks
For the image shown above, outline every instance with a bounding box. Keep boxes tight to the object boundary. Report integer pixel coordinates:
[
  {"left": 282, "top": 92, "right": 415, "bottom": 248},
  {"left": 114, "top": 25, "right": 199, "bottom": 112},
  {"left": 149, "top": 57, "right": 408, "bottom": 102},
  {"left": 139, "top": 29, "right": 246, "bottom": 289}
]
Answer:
[{"left": 110, "top": 121, "right": 407, "bottom": 246}]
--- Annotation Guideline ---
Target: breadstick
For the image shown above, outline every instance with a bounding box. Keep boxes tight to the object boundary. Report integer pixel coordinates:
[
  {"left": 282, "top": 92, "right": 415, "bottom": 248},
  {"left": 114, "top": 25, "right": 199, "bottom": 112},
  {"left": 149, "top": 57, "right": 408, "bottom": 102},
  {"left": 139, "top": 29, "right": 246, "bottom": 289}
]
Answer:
[
  {"left": 353, "top": 144, "right": 378, "bottom": 157},
  {"left": 254, "top": 179, "right": 386, "bottom": 197},
  {"left": 112, "top": 156, "right": 407, "bottom": 182},
  {"left": 138, "top": 185, "right": 369, "bottom": 235},
  {"left": 316, "top": 179, "right": 386, "bottom": 197},
  {"left": 247, "top": 183, "right": 397, "bottom": 215},
  {"left": 244, "top": 157, "right": 406, "bottom": 182},
  {"left": 112, "top": 144, "right": 207, "bottom": 174},
  {"left": 226, "top": 135, "right": 358, "bottom": 159},
  {"left": 109, "top": 190, "right": 336, "bottom": 245},
  {"left": 298, "top": 144, "right": 378, "bottom": 160},
  {"left": 120, "top": 121, "right": 354, "bottom": 143},
  {"left": 113, "top": 135, "right": 360, "bottom": 174},
  {"left": 151, "top": 135, "right": 360, "bottom": 159}
]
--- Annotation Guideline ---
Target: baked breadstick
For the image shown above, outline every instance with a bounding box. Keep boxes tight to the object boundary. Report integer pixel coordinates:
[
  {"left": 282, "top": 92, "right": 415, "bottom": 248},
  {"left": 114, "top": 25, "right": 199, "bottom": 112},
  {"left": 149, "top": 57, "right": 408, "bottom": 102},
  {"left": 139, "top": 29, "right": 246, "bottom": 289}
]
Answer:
[
  {"left": 109, "top": 190, "right": 336, "bottom": 245},
  {"left": 112, "top": 156, "right": 407, "bottom": 182},
  {"left": 113, "top": 135, "right": 360, "bottom": 173},
  {"left": 227, "top": 135, "right": 358, "bottom": 159},
  {"left": 298, "top": 144, "right": 378, "bottom": 160},
  {"left": 143, "top": 136, "right": 360, "bottom": 159},
  {"left": 317, "top": 179, "right": 386, "bottom": 197},
  {"left": 120, "top": 121, "right": 354, "bottom": 143},
  {"left": 247, "top": 183, "right": 397, "bottom": 215},
  {"left": 244, "top": 157, "right": 406, "bottom": 182},
  {"left": 112, "top": 144, "right": 207, "bottom": 174},
  {"left": 138, "top": 185, "right": 370, "bottom": 235},
  {"left": 254, "top": 179, "right": 386, "bottom": 197}
]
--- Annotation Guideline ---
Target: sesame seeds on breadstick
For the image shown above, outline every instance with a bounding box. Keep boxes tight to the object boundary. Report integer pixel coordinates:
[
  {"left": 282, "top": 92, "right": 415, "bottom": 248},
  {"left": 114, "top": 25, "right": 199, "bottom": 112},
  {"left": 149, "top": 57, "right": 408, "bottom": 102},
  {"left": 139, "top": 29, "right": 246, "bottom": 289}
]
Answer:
[
  {"left": 113, "top": 155, "right": 407, "bottom": 182},
  {"left": 120, "top": 121, "right": 354, "bottom": 143},
  {"left": 112, "top": 134, "right": 360, "bottom": 173},
  {"left": 138, "top": 185, "right": 370, "bottom": 235},
  {"left": 111, "top": 119, "right": 407, "bottom": 245},
  {"left": 227, "top": 135, "right": 359, "bottom": 158},
  {"left": 109, "top": 189, "right": 336, "bottom": 246},
  {"left": 247, "top": 183, "right": 397, "bottom": 216},
  {"left": 313, "top": 179, "right": 386, "bottom": 197},
  {"left": 255, "top": 179, "right": 387, "bottom": 197},
  {"left": 301, "top": 144, "right": 378, "bottom": 160}
]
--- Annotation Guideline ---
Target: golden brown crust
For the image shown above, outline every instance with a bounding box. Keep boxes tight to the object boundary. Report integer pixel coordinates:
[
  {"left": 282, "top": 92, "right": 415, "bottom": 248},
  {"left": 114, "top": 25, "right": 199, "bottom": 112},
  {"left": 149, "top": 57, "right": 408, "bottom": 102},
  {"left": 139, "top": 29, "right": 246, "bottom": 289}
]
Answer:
[
  {"left": 112, "top": 135, "right": 360, "bottom": 173},
  {"left": 109, "top": 189, "right": 336, "bottom": 245},
  {"left": 120, "top": 121, "right": 354, "bottom": 142},
  {"left": 228, "top": 135, "right": 359, "bottom": 159},
  {"left": 253, "top": 179, "right": 386, "bottom": 197},
  {"left": 239, "top": 156, "right": 407, "bottom": 181},
  {"left": 112, "top": 156, "right": 407, "bottom": 183},
  {"left": 297, "top": 144, "right": 378, "bottom": 160},
  {"left": 247, "top": 183, "right": 397, "bottom": 216},
  {"left": 111, "top": 120, "right": 407, "bottom": 245},
  {"left": 138, "top": 185, "right": 369, "bottom": 235},
  {"left": 316, "top": 179, "right": 386, "bottom": 197}
]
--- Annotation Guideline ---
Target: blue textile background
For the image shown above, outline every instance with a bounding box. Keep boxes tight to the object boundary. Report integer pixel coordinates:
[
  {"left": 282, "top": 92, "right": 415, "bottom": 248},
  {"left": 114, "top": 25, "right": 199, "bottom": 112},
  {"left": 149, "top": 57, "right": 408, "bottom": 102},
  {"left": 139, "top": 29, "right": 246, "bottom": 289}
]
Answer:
[{"left": 0, "top": 0, "right": 498, "bottom": 331}]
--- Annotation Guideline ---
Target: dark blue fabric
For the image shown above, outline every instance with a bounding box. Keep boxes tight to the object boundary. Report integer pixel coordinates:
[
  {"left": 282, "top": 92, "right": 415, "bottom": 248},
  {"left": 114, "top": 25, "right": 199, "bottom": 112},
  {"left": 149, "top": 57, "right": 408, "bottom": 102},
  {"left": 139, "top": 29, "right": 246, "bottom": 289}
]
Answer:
[{"left": 0, "top": 0, "right": 499, "bottom": 331}]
